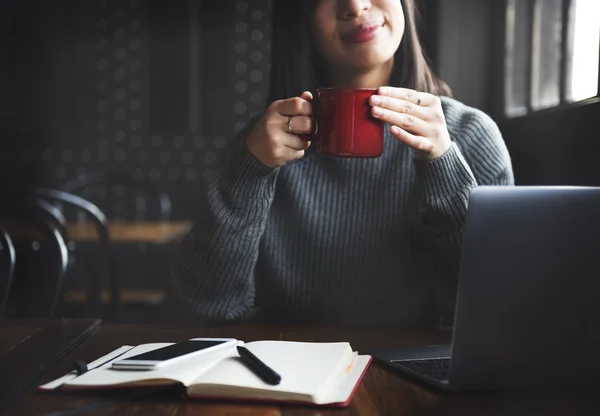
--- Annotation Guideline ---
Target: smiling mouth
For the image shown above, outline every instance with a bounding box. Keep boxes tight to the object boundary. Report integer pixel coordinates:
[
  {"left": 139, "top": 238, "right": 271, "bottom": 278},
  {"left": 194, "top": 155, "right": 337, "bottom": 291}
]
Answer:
[{"left": 342, "top": 22, "right": 384, "bottom": 43}]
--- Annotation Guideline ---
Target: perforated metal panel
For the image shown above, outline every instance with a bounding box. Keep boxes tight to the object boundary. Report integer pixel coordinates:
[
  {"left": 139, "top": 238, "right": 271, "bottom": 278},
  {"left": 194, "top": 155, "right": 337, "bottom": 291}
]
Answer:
[
  {"left": 95, "top": 0, "right": 145, "bottom": 183},
  {"left": 9, "top": 0, "right": 272, "bottom": 218},
  {"left": 232, "top": 0, "right": 271, "bottom": 134}
]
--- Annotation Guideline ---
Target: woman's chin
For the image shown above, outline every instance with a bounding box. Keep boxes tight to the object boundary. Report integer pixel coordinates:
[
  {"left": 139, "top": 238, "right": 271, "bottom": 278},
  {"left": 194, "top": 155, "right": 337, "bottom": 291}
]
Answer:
[
  {"left": 347, "top": 56, "right": 394, "bottom": 73},
  {"left": 344, "top": 46, "right": 394, "bottom": 67}
]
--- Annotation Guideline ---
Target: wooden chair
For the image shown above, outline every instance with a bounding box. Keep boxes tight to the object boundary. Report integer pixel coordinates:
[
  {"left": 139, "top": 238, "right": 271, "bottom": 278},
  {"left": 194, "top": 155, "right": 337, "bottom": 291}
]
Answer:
[
  {"left": 36, "top": 188, "right": 114, "bottom": 320},
  {"left": 61, "top": 171, "right": 173, "bottom": 323},
  {"left": 0, "top": 226, "right": 16, "bottom": 317},
  {"left": 0, "top": 197, "right": 69, "bottom": 317}
]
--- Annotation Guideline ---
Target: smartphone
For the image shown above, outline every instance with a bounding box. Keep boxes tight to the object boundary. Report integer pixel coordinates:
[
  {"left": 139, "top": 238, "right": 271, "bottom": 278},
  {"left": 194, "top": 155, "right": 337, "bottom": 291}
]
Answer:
[{"left": 111, "top": 338, "right": 238, "bottom": 370}]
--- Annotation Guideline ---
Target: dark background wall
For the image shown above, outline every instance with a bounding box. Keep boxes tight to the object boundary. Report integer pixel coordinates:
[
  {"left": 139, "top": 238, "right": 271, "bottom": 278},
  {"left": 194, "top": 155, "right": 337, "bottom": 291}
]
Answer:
[
  {"left": 2, "top": 0, "right": 272, "bottom": 219},
  {"left": 499, "top": 100, "right": 600, "bottom": 186}
]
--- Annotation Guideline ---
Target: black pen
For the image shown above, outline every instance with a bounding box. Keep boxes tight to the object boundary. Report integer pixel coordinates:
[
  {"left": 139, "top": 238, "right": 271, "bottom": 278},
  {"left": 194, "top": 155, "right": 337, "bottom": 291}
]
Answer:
[{"left": 236, "top": 346, "right": 281, "bottom": 385}]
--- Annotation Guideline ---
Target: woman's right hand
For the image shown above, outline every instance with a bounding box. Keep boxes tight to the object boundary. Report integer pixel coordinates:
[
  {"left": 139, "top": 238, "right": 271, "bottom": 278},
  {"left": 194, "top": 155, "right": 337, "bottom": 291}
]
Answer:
[{"left": 245, "top": 91, "right": 316, "bottom": 168}]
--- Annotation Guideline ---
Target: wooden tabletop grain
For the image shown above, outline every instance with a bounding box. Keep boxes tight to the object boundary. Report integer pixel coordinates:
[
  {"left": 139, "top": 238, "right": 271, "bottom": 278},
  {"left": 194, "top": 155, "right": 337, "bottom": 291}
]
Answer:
[
  {"left": 67, "top": 221, "right": 192, "bottom": 244},
  {"left": 5, "top": 323, "right": 599, "bottom": 415}
]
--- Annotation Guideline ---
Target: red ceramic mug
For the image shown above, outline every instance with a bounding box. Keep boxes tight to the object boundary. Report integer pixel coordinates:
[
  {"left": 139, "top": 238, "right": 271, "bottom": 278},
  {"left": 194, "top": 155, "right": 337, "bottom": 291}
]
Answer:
[{"left": 310, "top": 88, "right": 384, "bottom": 158}]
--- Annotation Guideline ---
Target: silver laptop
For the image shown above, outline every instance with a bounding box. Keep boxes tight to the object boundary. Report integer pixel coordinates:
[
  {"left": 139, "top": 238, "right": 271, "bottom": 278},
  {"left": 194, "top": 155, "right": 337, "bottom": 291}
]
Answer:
[{"left": 367, "top": 186, "right": 600, "bottom": 391}]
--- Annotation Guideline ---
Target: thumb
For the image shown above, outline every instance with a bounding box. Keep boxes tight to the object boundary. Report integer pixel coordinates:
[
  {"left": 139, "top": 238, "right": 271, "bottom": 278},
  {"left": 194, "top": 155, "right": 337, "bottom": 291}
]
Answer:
[{"left": 299, "top": 90, "right": 313, "bottom": 101}]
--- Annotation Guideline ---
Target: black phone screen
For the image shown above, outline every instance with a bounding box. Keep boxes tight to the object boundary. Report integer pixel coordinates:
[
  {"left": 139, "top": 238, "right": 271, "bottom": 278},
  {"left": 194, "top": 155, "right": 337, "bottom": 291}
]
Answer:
[{"left": 124, "top": 340, "right": 227, "bottom": 362}]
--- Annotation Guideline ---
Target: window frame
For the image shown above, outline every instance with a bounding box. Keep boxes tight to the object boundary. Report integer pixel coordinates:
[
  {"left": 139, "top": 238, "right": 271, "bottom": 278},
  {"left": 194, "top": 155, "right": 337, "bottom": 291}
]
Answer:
[{"left": 491, "top": 0, "right": 600, "bottom": 122}]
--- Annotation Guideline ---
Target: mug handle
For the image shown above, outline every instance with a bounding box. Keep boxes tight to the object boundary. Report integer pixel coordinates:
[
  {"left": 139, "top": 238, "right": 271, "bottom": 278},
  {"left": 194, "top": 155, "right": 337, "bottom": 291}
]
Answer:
[{"left": 302, "top": 91, "right": 320, "bottom": 141}]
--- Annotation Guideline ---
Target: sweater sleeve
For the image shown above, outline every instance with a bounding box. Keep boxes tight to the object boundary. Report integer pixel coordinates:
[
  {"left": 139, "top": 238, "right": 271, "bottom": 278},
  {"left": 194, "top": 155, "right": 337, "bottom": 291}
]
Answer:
[
  {"left": 172, "top": 115, "right": 278, "bottom": 322},
  {"left": 411, "top": 100, "right": 514, "bottom": 324}
]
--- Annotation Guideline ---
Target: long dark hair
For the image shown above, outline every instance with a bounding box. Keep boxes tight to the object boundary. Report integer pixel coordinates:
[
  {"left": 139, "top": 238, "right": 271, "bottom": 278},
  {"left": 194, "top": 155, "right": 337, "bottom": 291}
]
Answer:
[{"left": 267, "top": 0, "right": 451, "bottom": 103}]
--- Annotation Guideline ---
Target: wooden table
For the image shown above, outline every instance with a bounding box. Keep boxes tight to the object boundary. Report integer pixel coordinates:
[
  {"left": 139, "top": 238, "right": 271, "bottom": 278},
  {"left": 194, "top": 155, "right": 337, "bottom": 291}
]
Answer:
[
  {"left": 4, "top": 221, "right": 193, "bottom": 245},
  {"left": 0, "top": 319, "right": 101, "bottom": 414},
  {"left": 67, "top": 220, "right": 192, "bottom": 244},
  {"left": 6, "top": 324, "right": 599, "bottom": 415},
  {"left": 63, "top": 221, "right": 192, "bottom": 318}
]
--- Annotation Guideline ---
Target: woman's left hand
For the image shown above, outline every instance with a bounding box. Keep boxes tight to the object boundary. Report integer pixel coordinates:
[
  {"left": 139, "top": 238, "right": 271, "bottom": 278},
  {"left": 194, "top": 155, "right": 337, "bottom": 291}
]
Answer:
[{"left": 369, "top": 86, "right": 452, "bottom": 161}]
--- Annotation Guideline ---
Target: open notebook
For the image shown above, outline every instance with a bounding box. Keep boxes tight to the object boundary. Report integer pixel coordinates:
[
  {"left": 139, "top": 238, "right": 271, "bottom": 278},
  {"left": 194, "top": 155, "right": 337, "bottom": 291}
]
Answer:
[{"left": 40, "top": 340, "right": 372, "bottom": 407}]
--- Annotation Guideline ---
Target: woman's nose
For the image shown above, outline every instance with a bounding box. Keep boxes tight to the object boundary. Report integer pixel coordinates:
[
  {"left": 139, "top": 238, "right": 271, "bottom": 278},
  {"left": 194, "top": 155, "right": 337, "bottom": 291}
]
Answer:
[{"left": 339, "top": 0, "right": 372, "bottom": 20}]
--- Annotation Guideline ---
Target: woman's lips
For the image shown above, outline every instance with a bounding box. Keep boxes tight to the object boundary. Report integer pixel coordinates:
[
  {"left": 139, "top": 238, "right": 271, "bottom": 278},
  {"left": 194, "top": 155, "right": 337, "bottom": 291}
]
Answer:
[{"left": 342, "top": 22, "right": 383, "bottom": 43}]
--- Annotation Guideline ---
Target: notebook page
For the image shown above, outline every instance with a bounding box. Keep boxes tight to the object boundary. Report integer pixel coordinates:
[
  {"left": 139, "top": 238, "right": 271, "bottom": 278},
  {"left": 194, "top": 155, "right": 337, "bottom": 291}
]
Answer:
[
  {"left": 189, "top": 341, "right": 353, "bottom": 398},
  {"left": 65, "top": 343, "right": 233, "bottom": 388},
  {"left": 317, "top": 354, "right": 372, "bottom": 405}
]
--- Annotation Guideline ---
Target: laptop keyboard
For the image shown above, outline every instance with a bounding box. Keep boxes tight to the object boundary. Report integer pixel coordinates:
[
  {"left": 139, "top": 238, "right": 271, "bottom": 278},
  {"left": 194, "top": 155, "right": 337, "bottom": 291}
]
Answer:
[{"left": 391, "top": 358, "right": 450, "bottom": 381}]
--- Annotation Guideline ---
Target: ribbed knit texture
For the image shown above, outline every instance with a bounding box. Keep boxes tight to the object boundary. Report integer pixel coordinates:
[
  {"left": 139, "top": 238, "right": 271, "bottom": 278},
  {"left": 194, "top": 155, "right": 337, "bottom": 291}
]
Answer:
[{"left": 173, "top": 97, "right": 514, "bottom": 326}]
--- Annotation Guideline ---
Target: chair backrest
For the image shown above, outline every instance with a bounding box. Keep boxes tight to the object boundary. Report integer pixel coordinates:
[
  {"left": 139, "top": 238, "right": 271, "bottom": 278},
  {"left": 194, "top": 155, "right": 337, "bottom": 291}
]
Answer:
[
  {"left": 0, "top": 197, "right": 69, "bottom": 317},
  {"left": 35, "top": 188, "right": 112, "bottom": 317},
  {"left": 0, "top": 227, "right": 16, "bottom": 317},
  {"left": 61, "top": 170, "right": 172, "bottom": 221}
]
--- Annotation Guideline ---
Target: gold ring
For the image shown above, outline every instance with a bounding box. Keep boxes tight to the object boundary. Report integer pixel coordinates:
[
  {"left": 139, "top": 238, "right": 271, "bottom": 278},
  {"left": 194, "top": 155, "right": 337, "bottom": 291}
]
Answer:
[{"left": 287, "top": 117, "right": 294, "bottom": 134}]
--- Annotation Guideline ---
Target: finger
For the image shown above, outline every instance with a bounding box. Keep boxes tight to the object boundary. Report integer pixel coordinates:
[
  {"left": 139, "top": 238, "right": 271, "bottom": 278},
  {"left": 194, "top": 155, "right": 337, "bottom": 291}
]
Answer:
[
  {"left": 297, "top": 91, "right": 318, "bottom": 136},
  {"left": 369, "top": 95, "right": 431, "bottom": 121},
  {"left": 284, "top": 135, "right": 311, "bottom": 151},
  {"left": 276, "top": 95, "right": 313, "bottom": 117},
  {"left": 291, "top": 149, "right": 307, "bottom": 161},
  {"left": 389, "top": 125, "right": 434, "bottom": 152},
  {"left": 285, "top": 115, "right": 316, "bottom": 136},
  {"left": 283, "top": 147, "right": 307, "bottom": 162},
  {"left": 378, "top": 87, "right": 435, "bottom": 107},
  {"left": 371, "top": 106, "right": 433, "bottom": 137}
]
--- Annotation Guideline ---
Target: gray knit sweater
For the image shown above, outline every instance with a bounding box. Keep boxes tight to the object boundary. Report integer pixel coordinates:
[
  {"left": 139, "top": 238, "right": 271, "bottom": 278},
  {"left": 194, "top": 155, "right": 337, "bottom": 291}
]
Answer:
[{"left": 173, "top": 96, "right": 514, "bottom": 326}]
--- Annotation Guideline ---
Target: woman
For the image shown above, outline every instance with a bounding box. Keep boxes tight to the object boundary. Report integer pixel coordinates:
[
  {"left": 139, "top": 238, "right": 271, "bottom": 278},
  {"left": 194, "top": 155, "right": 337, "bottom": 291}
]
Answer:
[{"left": 173, "top": 0, "right": 513, "bottom": 327}]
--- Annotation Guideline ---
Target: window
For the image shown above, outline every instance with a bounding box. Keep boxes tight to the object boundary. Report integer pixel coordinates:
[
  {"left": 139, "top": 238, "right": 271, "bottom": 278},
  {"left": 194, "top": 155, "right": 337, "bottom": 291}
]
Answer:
[
  {"left": 568, "top": 0, "right": 600, "bottom": 101},
  {"left": 503, "top": 0, "right": 600, "bottom": 118}
]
